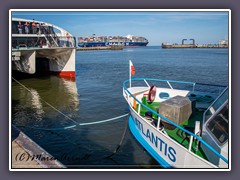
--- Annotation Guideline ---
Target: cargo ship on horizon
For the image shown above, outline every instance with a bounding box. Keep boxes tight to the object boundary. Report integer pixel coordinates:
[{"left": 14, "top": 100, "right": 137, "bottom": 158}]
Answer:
[{"left": 78, "top": 34, "right": 148, "bottom": 47}]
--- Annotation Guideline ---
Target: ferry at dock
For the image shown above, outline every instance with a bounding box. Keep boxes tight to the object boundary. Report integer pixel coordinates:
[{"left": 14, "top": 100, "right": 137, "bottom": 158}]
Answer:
[
  {"left": 123, "top": 61, "right": 229, "bottom": 168},
  {"left": 11, "top": 18, "right": 76, "bottom": 80}
]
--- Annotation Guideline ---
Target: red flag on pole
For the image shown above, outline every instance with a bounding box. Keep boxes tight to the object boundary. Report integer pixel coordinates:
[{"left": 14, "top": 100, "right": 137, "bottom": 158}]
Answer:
[
  {"left": 129, "top": 60, "right": 135, "bottom": 88},
  {"left": 130, "top": 60, "right": 135, "bottom": 75}
]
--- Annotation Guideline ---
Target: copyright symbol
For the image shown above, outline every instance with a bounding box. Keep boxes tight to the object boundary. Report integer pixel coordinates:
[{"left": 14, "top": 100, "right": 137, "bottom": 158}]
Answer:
[{"left": 16, "top": 153, "right": 30, "bottom": 161}]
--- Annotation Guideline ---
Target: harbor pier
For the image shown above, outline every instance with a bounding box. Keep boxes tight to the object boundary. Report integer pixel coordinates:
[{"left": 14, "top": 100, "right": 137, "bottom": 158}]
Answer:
[
  {"left": 12, "top": 125, "right": 65, "bottom": 168},
  {"left": 162, "top": 38, "right": 228, "bottom": 48},
  {"left": 162, "top": 44, "right": 228, "bottom": 49}
]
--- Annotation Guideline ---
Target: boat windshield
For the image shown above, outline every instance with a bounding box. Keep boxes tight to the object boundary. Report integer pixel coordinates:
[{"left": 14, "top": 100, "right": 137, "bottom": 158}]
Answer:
[
  {"left": 203, "top": 87, "right": 228, "bottom": 124},
  {"left": 206, "top": 103, "right": 228, "bottom": 145}
]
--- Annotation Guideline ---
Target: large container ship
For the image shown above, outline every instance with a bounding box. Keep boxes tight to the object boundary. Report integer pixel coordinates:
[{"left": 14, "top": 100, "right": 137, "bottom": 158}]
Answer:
[{"left": 78, "top": 34, "right": 148, "bottom": 47}]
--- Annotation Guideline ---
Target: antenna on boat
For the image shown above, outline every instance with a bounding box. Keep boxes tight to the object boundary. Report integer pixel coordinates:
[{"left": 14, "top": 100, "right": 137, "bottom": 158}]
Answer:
[{"left": 129, "top": 60, "right": 135, "bottom": 88}]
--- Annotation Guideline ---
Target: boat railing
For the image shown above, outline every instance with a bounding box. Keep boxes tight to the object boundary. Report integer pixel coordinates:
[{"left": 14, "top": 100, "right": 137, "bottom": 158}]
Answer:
[
  {"left": 41, "top": 26, "right": 59, "bottom": 47},
  {"left": 128, "top": 78, "right": 226, "bottom": 94},
  {"left": 12, "top": 36, "right": 76, "bottom": 49},
  {"left": 123, "top": 78, "right": 228, "bottom": 166}
]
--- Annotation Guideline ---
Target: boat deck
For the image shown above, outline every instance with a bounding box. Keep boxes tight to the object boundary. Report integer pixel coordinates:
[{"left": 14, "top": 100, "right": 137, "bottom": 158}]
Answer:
[
  {"left": 133, "top": 94, "right": 214, "bottom": 161},
  {"left": 164, "top": 111, "right": 208, "bottom": 160}
]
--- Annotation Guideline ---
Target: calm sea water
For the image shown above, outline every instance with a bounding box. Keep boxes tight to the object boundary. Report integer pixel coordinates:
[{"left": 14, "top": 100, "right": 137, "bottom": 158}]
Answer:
[{"left": 12, "top": 46, "right": 229, "bottom": 168}]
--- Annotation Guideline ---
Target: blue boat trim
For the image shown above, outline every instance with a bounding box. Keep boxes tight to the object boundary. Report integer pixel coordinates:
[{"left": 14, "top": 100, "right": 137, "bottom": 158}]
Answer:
[
  {"left": 128, "top": 115, "right": 173, "bottom": 168},
  {"left": 123, "top": 78, "right": 229, "bottom": 164},
  {"left": 124, "top": 77, "right": 227, "bottom": 88}
]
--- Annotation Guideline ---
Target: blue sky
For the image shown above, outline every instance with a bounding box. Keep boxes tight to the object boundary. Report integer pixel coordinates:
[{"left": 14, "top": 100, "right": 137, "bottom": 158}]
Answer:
[{"left": 12, "top": 11, "right": 229, "bottom": 46}]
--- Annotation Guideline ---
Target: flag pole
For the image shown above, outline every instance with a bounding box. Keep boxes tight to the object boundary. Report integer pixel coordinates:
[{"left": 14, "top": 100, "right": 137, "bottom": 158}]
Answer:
[{"left": 129, "top": 60, "right": 131, "bottom": 88}]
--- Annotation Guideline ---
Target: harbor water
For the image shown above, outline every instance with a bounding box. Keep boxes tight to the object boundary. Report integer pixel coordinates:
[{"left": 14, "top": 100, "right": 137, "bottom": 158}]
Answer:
[{"left": 12, "top": 46, "right": 229, "bottom": 168}]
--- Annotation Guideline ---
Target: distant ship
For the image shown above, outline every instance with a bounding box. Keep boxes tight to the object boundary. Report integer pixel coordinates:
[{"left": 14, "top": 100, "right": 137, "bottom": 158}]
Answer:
[{"left": 78, "top": 34, "right": 148, "bottom": 47}]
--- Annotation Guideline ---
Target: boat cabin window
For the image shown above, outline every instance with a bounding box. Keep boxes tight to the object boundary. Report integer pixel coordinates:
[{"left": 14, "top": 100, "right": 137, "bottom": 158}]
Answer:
[{"left": 207, "top": 104, "right": 228, "bottom": 145}]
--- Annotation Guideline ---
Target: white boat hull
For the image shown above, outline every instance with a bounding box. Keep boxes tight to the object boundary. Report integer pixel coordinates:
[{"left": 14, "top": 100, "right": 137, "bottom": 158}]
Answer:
[
  {"left": 12, "top": 48, "right": 76, "bottom": 79},
  {"left": 128, "top": 106, "right": 218, "bottom": 168}
]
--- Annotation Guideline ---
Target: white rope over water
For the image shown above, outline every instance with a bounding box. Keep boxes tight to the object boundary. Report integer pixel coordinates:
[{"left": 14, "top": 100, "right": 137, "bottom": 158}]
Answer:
[
  {"left": 12, "top": 77, "right": 129, "bottom": 131},
  {"left": 79, "top": 113, "right": 129, "bottom": 126}
]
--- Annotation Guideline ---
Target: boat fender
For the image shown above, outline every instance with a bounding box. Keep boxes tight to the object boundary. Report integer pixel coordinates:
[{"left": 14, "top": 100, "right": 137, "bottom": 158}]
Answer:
[
  {"left": 133, "top": 94, "right": 137, "bottom": 109},
  {"left": 148, "top": 85, "right": 156, "bottom": 103}
]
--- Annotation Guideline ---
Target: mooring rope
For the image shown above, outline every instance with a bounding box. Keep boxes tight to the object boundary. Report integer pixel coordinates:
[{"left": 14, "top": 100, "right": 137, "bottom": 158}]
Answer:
[
  {"left": 12, "top": 77, "right": 129, "bottom": 131},
  {"left": 105, "top": 115, "right": 129, "bottom": 159},
  {"left": 79, "top": 113, "right": 129, "bottom": 126},
  {"left": 13, "top": 124, "right": 78, "bottom": 131},
  {"left": 14, "top": 113, "right": 129, "bottom": 131}
]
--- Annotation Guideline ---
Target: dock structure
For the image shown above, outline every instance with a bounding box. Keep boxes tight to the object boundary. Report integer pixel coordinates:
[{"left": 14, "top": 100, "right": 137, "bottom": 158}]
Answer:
[
  {"left": 162, "top": 44, "right": 197, "bottom": 48},
  {"left": 76, "top": 45, "right": 124, "bottom": 51},
  {"left": 162, "top": 38, "right": 228, "bottom": 49},
  {"left": 161, "top": 44, "right": 228, "bottom": 48},
  {"left": 11, "top": 125, "right": 65, "bottom": 169}
]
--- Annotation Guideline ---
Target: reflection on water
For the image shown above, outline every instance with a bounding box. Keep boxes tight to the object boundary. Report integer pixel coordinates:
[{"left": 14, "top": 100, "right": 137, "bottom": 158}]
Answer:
[
  {"left": 28, "top": 88, "right": 45, "bottom": 121},
  {"left": 12, "top": 76, "right": 80, "bottom": 128}
]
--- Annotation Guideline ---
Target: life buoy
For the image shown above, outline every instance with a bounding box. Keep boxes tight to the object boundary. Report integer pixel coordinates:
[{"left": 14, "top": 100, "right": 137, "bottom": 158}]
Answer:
[{"left": 148, "top": 85, "right": 156, "bottom": 102}]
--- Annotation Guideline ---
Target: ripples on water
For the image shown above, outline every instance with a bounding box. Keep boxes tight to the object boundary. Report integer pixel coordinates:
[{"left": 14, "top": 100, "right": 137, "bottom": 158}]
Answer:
[{"left": 12, "top": 46, "right": 228, "bottom": 168}]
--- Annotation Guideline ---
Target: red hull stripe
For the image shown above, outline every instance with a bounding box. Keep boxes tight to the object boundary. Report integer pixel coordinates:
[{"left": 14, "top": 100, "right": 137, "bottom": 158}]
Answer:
[{"left": 58, "top": 71, "right": 76, "bottom": 80}]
